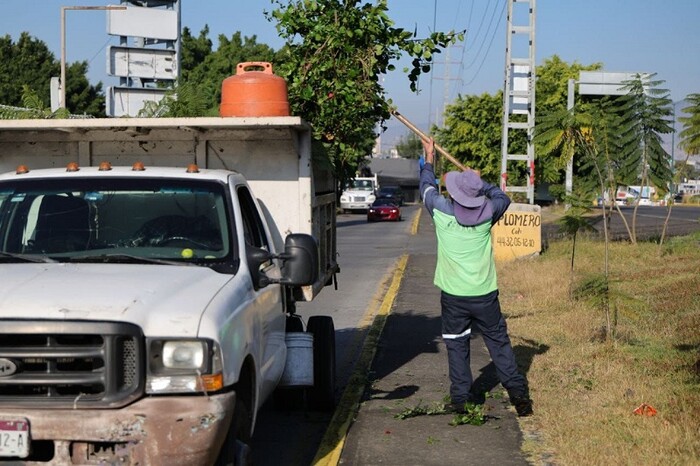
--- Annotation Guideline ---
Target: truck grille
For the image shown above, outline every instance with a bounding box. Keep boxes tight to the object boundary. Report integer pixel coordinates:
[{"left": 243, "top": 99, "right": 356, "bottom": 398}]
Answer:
[{"left": 0, "top": 321, "right": 144, "bottom": 408}]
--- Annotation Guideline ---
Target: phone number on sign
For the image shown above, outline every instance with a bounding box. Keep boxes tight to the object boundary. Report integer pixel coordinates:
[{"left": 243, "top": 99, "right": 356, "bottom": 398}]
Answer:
[{"left": 496, "top": 236, "right": 535, "bottom": 248}]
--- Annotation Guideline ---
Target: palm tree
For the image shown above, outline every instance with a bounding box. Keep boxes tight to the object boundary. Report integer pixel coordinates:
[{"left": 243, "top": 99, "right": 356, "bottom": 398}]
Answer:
[
  {"left": 536, "top": 106, "right": 618, "bottom": 339},
  {"left": 535, "top": 108, "right": 596, "bottom": 274},
  {"left": 678, "top": 93, "right": 700, "bottom": 156},
  {"left": 536, "top": 107, "right": 592, "bottom": 172},
  {"left": 618, "top": 73, "right": 674, "bottom": 243}
]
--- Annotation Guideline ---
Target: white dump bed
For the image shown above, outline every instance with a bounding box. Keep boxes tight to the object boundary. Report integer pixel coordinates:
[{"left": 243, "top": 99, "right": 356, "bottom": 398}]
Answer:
[{"left": 0, "top": 117, "right": 337, "bottom": 300}]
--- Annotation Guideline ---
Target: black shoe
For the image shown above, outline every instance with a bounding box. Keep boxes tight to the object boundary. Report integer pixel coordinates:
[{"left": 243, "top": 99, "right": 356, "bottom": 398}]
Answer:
[
  {"left": 446, "top": 400, "right": 474, "bottom": 414},
  {"left": 511, "top": 396, "right": 533, "bottom": 417}
]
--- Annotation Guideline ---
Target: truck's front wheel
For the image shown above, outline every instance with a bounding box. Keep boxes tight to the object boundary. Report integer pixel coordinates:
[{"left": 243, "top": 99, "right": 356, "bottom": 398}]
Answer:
[
  {"left": 307, "top": 316, "right": 336, "bottom": 411},
  {"left": 216, "top": 390, "right": 252, "bottom": 466}
]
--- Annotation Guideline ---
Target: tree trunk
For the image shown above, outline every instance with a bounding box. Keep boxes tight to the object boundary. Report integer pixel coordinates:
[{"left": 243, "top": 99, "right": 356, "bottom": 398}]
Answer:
[
  {"left": 569, "top": 232, "right": 577, "bottom": 300},
  {"left": 659, "top": 152, "right": 692, "bottom": 249}
]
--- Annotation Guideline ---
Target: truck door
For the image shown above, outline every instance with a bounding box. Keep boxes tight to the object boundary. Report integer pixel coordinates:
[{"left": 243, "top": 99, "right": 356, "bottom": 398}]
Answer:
[{"left": 237, "top": 186, "right": 286, "bottom": 396}]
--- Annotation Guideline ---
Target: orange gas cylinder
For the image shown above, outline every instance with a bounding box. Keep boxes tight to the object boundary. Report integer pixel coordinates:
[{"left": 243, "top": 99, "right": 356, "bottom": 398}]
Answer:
[{"left": 219, "top": 62, "right": 290, "bottom": 117}]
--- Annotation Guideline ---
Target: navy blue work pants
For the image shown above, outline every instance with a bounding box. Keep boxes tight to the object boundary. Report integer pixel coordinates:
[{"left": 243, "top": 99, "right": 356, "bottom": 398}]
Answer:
[{"left": 440, "top": 289, "right": 527, "bottom": 403}]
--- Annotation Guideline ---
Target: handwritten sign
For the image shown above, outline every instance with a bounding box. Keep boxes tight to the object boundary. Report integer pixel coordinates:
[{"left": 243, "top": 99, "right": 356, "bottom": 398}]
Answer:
[{"left": 492, "top": 203, "right": 541, "bottom": 261}]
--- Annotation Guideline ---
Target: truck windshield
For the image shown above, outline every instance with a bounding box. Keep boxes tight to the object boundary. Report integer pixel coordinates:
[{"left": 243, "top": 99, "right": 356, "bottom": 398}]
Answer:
[
  {"left": 351, "top": 180, "right": 373, "bottom": 191},
  {"left": 0, "top": 178, "right": 232, "bottom": 264}
]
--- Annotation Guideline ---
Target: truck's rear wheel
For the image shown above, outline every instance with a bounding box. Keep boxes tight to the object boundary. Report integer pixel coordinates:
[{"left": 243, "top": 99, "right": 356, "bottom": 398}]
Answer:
[
  {"left": 307, "top": 316, "right": 336, "bottom": 411},
  {"left": 216, "top": 390, "right": 252, "bottom": 466},
  {"left": 273, "top": 315, "right": 307, "bottom": 410}
]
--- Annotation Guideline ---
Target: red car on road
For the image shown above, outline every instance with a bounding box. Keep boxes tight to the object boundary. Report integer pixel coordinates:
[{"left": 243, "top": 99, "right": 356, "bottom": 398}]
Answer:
[{"left": 367, "top": 198, "right": 402, "bottom": 222}]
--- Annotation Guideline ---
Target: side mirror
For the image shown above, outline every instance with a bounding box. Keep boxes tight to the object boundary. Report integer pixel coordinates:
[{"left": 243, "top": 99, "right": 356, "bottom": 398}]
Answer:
[
  {"left": 245, "top": 234, "right": 319, "bottom": 290},
  {"left": 246, "top": 246, "right": 272, "bottom": 290},
  {"left": 279, "top": 234, "right": 319, "bottom": 286}
]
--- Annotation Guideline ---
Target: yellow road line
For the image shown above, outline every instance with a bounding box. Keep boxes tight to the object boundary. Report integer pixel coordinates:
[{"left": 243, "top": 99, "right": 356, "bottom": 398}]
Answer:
[
  {"left": 312, "top": 254, "right": 409, "bottom": 466},
  {"left": 411, "top": 206, "right": 422, "bottom": 235}
]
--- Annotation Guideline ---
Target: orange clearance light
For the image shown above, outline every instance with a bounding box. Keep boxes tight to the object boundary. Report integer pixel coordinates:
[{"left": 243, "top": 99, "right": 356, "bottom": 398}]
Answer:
[
  {"left": 132, "top": 161, "right": 146, "bottom": 171},
  {"left": 15, "top": 165, "right": 29, "bottom": 175},
  {"left": 98, "top": 161, "right": 112, "bottom": 171},
  {"left": 186, "top": 164, "right": 200, "bottom": 173},
  {"left": 66, "top": 162, "right": 80, "bottom": 172},
  {"left": 199, "top": 373, "right": 224, "bottom": 392}
]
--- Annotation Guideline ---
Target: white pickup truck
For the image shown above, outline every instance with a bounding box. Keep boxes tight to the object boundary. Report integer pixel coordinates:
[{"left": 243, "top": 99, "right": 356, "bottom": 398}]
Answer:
[{"left": 0, "top": 117, "right": 338, "bottom": 465}]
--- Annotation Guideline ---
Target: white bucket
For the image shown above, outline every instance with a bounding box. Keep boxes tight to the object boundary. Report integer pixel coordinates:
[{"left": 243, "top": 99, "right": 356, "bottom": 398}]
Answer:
[{"left": 279, "top": 332, "right": 314, "bottom": 387}]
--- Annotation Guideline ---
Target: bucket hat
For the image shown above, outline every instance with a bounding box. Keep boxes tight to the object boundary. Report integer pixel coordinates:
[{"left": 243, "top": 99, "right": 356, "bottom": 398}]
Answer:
[
  {"left": 445, "top": 170, "right": 485, "bottom": 207},
  {"left": 444, "top": 170, "right": 492, "bottom": 226}
]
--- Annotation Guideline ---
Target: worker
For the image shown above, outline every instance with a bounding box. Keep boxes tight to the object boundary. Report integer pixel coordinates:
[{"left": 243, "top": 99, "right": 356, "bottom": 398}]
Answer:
[{"left": 419, "top": 137, "right": 533, "bottom": 417}]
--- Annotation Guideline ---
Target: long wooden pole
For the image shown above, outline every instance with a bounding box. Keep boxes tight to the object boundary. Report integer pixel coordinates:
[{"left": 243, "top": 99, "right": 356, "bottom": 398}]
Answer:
[{"left": 391, "top": 110, "right": 467, "bottom": 171}]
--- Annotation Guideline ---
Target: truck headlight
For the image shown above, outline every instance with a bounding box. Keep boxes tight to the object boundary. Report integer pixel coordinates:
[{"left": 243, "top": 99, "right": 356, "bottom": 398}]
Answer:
[
  {"left": 147, "top": 339, "right": 224, "bottom": 394},
  {"left": 340, "top": 195, "right": 348, "bottom": 202},
  {"left": 368, "top": 194, "right": 376, "bottom": 202},
  {"left": 163, "top": 341, "right": 205, "bottom": 369}
]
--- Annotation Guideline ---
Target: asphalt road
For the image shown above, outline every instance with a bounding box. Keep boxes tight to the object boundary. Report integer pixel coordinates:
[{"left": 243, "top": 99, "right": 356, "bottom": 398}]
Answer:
[{"left": 579, "top": 204, "right": 700, "bottom": 241}]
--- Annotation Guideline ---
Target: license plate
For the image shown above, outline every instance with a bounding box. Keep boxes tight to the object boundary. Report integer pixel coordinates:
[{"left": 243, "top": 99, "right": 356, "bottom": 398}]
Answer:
[{"left": 0, "top": 419, "right": 30, "bottom": 458}]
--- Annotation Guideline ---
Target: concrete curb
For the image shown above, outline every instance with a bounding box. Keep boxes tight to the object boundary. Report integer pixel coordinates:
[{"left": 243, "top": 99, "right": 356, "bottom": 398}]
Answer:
[{"left": 312, "top": 254, "right": 409, "bottom": 465}]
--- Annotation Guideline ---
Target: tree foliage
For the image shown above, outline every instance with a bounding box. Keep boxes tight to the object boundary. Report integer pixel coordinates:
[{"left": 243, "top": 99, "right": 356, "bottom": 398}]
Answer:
[
  {"left": 678, "top": 93, "right": 700, "bottom": 155},
  {"left": 434, "top": 92, "right": 504, "bottom": 180},
  {"left": 180, "top": 26, "right": 213, "bottom": 83},
  {"left": 534, "top": 56, "right": 602, "bottom": 185},
  {"left": 138, "top": 81, "right": 210, "bottom": 118},
  {"left": 0, "top": 33, "right": 57, "bottom": 108},
  {"left": 617, "top": 73, "right": 674, "bottom": 191},
  {"left": 0, "top": 85, "right": 70, "bottom": 119},
  {"left": 267, "top": 0, "right": 462, "bottom": 186},
  {"left": 0, "top": 33, "right": 104, "bottom": 116},
  {"left": 65, "top": 61, "right": 105, "bottom": 116},
  {"left": 394, "top": 132, "right": 423, "bottom": 159},
  {"left": 535, "top": 55, "right": 602, "bottom": 116},
  {"left": 536, "top": 107, "right": 593, "bottom": 171},
  {"left": 673, "top": 160, "right": 698, "bottom": 182}
]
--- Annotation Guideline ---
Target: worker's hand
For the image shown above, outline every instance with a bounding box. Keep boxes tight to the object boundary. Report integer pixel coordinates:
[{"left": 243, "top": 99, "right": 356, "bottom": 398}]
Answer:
[{"left": 422, "top": 137, "right": 435, "bottom": 165}]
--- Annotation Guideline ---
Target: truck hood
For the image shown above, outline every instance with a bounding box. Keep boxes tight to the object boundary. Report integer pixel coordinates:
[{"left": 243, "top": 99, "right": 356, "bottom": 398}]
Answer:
[
  {"left": 0, "top": 263, "right": 233, "bottom": 336},
  {"left": 342, "top": 189, "right": 374, "bottom": 196}
]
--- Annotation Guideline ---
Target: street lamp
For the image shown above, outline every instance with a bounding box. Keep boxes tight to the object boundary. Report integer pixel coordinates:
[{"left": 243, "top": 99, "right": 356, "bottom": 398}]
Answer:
[{"left": 59, "top": 5, "right": 126, "bottom": 109}]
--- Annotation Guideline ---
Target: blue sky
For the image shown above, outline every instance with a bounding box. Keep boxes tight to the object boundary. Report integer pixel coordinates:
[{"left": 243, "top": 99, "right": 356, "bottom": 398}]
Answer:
[{"left": 1, "top": 0, "right": 699, "bottom": 150}]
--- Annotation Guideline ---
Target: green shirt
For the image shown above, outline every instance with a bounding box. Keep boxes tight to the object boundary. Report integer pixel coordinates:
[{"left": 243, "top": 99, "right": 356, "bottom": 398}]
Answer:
[{"left": 432, "top": 209, "right": 498, "bottom": 296}]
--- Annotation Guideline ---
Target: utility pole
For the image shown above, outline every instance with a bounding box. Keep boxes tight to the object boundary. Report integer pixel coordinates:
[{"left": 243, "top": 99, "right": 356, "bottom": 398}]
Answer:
[
  {"left": 500, "top": 0, "right": 536, "bottom": 204},
  {"left": 432, "top": 44, "right": 463, "bottom": 128}
]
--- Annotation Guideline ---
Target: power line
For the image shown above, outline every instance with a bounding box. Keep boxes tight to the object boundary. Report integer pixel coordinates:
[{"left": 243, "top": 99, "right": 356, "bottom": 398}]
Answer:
[
  {"left": 463, "top": 0, "right": 507, "bottom": 87},
  {"left": 450, "top": 0, "right": 466, "bottom": 30},
  {"left": 88, "top": 37, "right": 115, "bottom": 67},
  {"left": 463, "top": 0, "right": 504, "bottom": 72},
  {"left": 464, "top": 0, "right": 495, "bottom": 56},
  {"left": 453, "top": 0, "right": 475, "bottom": 97},
  {"left": 431, "top": 0, "right": 472, "bottom": 120}
]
